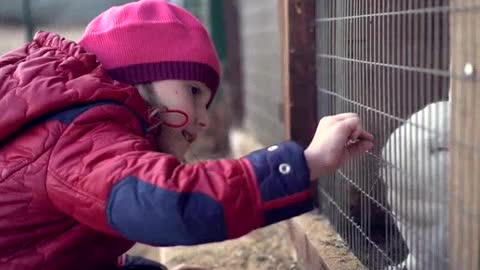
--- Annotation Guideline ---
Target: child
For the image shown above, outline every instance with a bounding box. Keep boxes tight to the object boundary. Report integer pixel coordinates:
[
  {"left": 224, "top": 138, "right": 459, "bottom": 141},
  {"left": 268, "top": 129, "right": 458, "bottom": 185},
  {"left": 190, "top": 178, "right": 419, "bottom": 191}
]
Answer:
[{"left": 0, "top": 1, "right": 374, "bottom": 269}]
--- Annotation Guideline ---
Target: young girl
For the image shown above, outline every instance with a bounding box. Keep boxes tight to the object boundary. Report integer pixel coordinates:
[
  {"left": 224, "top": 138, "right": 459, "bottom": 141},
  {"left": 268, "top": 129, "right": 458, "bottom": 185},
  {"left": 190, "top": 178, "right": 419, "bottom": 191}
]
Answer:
[{"left": 0, "top": 1, "right": 373, "bottom": 269}]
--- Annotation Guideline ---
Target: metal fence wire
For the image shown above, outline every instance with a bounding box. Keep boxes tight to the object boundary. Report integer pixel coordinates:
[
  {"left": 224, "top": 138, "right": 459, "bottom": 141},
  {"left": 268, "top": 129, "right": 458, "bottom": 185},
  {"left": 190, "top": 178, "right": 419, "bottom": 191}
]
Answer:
[{"left": 316, "top": 1, "right": 479, "bottom": 269}]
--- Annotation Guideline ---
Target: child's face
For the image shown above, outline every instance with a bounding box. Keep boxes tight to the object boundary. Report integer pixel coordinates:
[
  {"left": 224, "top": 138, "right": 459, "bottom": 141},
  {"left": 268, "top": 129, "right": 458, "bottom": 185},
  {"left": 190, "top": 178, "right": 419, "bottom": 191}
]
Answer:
[{"left": 148, "top": 80, "right": 212, "bottom": 160}]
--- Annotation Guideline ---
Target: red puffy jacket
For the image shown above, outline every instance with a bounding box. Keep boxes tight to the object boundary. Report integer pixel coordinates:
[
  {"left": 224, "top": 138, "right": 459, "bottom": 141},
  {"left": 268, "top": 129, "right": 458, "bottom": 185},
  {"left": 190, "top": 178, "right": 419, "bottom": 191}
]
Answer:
[{"left": 0, "top": 32, "right": 313, "bottom": 270}]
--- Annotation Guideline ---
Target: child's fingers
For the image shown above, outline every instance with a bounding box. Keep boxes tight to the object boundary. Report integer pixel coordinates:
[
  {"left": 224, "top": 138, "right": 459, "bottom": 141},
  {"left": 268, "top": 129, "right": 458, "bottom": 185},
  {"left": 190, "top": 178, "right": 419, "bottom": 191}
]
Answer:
[
  {"left": 333, "top": 112, "right": 359, "bottom": 121},
  {"left": 339, "top": 115, "right": 374, "bottom": 143},
  {"left": 347, "top": 140, "right": 374, "bottom": 156},
  {"left": 340, "top": 115, "right": 362, "bottom": 140},
  {"left": 359, "top": 130, "right": 374, "bottom": 141}
]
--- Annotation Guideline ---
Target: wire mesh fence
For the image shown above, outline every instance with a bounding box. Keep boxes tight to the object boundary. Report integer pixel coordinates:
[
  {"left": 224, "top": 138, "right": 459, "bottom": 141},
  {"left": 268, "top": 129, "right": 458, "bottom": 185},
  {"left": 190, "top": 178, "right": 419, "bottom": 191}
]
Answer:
[{"left": 315, "top": 1, "right": 478, "bottom": 269}]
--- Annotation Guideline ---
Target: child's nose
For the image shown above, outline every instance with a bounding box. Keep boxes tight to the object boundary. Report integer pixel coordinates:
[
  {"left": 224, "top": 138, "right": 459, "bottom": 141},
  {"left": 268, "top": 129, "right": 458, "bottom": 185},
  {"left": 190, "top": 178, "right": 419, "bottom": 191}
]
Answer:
[{"left": 197, "top": 107, "right": 210, "bottom": 130}]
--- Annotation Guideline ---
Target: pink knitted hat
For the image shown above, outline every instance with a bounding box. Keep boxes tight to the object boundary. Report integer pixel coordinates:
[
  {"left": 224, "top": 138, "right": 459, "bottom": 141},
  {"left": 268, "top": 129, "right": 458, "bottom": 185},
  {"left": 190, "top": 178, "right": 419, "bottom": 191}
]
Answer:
[{"left": 78, "top": 0, "right": 220, "bottom": 104}]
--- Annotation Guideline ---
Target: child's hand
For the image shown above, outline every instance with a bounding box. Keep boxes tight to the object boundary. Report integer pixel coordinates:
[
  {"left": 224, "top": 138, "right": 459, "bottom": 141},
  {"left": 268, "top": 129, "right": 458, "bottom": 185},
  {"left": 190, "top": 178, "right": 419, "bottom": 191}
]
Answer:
[{"left": 304, "top": 113, "right": 374, "bottom": 180}]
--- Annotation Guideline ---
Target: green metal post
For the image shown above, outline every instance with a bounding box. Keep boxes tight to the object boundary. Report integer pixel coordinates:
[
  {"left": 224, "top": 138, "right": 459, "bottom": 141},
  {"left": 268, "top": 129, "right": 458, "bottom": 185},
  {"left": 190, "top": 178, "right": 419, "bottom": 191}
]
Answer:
[
  {"left": 207, "top": 0, "right": 226, "bottom": 101},
  {"left": 208, "top": 0, "right": 226, "bottom": 62},
  {"left": 22, "top": 0, "right": 34, "bottom": 41}
]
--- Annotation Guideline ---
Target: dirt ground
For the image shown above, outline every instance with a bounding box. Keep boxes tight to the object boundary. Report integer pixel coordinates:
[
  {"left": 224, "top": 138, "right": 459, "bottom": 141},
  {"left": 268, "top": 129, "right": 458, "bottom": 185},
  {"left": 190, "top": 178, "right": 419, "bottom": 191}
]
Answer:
[{"left": 129, "top": 222, "right": 299, "bottom": 270}]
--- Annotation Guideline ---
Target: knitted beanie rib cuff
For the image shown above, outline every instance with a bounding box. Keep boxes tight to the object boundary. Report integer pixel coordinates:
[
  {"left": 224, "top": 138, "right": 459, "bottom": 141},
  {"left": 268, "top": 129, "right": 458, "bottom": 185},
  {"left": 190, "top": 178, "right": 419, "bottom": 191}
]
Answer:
[{"left": 108, "top": 61, "right": 219, "bottom": 102}]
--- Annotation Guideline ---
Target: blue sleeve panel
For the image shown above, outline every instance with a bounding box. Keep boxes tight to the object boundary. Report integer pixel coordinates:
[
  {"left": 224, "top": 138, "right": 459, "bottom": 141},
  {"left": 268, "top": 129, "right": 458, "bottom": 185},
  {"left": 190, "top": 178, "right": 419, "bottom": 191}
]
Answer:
[{"left": 106, "top": 176, "right": 227, "bottom": 246}]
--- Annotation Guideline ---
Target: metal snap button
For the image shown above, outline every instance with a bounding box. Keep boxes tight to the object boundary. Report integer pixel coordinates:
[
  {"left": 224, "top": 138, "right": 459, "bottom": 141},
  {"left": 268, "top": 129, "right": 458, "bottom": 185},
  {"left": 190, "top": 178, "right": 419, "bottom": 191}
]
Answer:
[{"left": 279, "top": 163, "right": 291, "bottom": 175}]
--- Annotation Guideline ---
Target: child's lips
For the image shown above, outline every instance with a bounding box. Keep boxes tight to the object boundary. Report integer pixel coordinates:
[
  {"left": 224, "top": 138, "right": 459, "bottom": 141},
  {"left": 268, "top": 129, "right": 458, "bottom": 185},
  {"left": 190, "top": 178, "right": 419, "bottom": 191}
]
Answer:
[{"left": 182, "top": 130, "right": 197, "bottom": 143}]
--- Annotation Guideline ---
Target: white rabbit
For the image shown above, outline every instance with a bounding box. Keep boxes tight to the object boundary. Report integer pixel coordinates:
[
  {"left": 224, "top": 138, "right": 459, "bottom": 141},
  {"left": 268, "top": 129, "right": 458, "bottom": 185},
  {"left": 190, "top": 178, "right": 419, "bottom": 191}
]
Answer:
[{"left": 381, "top": 100, "right": 450, "bottom": 270}]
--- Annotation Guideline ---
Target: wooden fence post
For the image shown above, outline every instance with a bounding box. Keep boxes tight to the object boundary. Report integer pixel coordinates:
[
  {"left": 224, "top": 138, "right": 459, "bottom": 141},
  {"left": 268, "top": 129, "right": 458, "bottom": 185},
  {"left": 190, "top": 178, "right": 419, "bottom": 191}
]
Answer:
[
  {"left": 449, "top": 1, "right": 480, "bottom": 269},
  {"left": 279, "top": 0, "right": 317, "bottom": 149}
]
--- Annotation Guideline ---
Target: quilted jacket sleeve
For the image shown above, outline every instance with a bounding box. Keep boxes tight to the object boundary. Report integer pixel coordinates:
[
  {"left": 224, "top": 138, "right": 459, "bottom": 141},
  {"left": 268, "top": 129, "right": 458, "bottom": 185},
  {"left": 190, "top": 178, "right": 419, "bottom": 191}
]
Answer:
[{"left": 46, "top": 102, "right": 313, "bottom": 246}]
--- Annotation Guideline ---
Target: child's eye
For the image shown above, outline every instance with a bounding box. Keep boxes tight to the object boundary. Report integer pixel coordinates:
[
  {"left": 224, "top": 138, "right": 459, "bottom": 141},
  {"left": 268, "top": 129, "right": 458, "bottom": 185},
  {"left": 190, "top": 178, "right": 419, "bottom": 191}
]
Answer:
[{"left": 191, "top": 86, "right": 201, "bottom": 95}]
